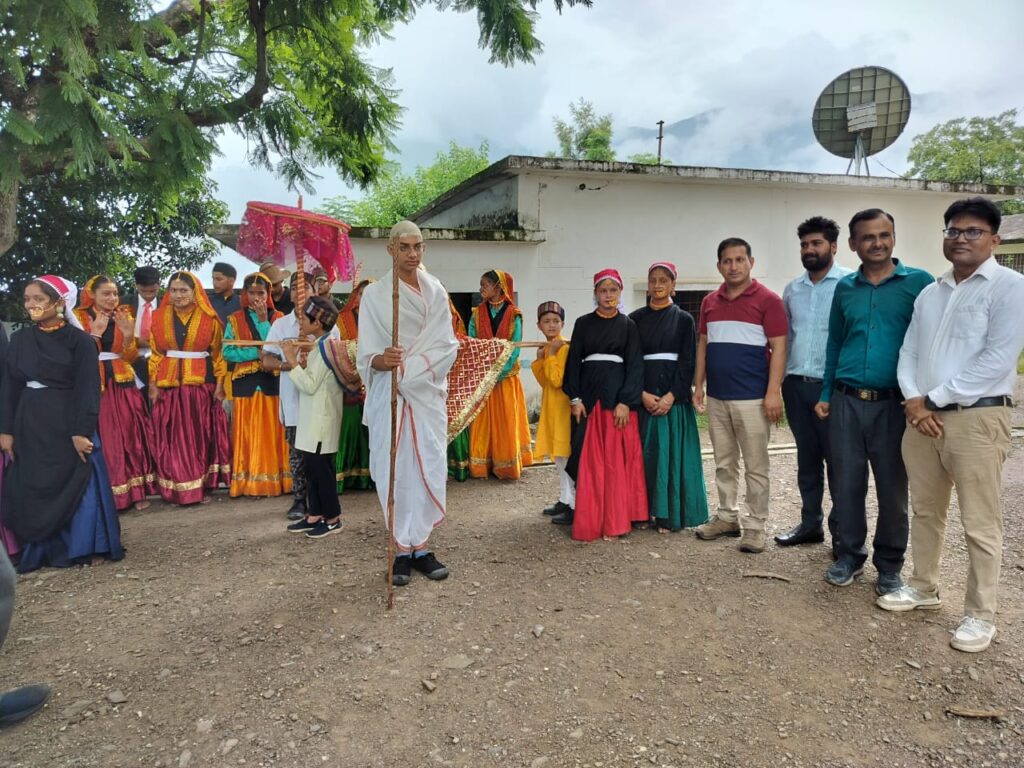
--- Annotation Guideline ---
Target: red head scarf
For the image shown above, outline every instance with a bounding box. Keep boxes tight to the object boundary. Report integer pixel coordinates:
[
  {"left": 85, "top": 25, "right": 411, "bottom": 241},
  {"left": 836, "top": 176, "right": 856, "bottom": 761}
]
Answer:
[
  {"left": 593, "top": 268, "right": 623, "bottom": 289},
  {"left": 34, "top": 274, "right": 84, "bottom": 330},
  {"left": 647, "top": 261, "right": 677, "bottom": 279}
]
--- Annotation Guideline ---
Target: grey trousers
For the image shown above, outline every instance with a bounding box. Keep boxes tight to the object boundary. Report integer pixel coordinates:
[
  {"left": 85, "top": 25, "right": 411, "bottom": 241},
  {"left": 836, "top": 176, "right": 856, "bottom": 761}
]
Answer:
[{"left": 0, "top": 548, "right": 14, "bottom": 650}]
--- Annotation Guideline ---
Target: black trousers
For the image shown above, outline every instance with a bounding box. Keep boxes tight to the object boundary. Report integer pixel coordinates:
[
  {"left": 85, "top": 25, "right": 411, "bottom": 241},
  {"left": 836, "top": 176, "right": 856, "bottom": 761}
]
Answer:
[
  {"left": 828, "top": 389, "right": 908, "bottom": 572},
  {"left": 301, "top": 448, "right": 340, "bottom": 521},
  {"left": 782, "top": 375, "right": 836, "bottom": 538}
]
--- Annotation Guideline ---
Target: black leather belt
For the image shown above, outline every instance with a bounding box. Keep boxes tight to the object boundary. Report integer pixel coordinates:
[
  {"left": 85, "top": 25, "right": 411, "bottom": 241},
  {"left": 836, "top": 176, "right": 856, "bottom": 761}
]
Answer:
[
  {"left": 787, "top": 375, "right": 822, "bottom": 384},
  {"left": 835, "top": 381, "right": 901, "bottom": 401},
  {"left": 930, "top": 395, "right": 1013, "bottom": 412}
]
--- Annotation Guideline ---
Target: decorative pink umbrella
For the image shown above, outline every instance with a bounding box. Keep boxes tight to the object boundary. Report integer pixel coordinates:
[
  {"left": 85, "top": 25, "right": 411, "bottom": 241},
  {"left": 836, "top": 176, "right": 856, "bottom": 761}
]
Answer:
[{"left": 235, "top": 198, "right": 355, "bottom": 308}]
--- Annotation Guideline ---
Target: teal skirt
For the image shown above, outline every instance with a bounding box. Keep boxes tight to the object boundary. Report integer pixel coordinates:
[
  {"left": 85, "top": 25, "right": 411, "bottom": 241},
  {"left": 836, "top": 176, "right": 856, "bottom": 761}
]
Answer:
[{"left": 641, "top": 402, "right": 709, "bottom": 530}]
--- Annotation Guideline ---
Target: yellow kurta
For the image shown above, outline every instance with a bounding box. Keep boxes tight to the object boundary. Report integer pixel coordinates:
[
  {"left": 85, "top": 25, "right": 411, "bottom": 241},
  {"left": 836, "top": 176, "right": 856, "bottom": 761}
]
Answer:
[{"left": 531, "top": 337, "right": 571, "bottom": 460}]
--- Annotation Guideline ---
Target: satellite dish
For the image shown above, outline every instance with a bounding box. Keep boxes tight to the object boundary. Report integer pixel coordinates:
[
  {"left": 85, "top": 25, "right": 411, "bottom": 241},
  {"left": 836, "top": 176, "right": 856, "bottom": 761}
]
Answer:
[{"left": 812, "top": 66, "right": 911, "bottom": 176}]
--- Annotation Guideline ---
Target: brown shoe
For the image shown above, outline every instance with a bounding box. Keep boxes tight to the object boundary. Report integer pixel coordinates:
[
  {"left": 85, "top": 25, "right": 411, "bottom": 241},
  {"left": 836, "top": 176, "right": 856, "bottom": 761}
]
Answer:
[
  {"left": 738, "top": 530, "right": 765, "bottom": 554},
  {"left": 695, "top": 517, "right": 741, "bottom": 540}
]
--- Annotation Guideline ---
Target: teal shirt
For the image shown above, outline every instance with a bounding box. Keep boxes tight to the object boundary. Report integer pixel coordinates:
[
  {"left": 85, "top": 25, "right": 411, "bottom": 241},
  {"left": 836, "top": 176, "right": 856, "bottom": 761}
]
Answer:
[
  {"left": 223, "top": 310, "right": 273, "bottom": 391},
  {"left": 820, "top": 260, "right": 933, "bottom": 402},
  {"left": 468, "top": 305, "right": 522, "bottom": 380}
]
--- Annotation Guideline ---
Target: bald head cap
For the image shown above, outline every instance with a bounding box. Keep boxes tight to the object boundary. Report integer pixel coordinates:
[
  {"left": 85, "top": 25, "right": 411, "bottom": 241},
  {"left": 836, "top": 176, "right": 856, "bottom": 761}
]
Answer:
[{"left": 389, "top": 220, "right": 423, "bottom": 242}]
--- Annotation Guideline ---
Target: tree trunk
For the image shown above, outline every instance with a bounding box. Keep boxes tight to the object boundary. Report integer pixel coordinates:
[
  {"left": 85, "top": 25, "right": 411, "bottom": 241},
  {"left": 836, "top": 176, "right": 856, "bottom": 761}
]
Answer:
[{"left": 0, "top": 181, "right": 17, "bottom": 258}]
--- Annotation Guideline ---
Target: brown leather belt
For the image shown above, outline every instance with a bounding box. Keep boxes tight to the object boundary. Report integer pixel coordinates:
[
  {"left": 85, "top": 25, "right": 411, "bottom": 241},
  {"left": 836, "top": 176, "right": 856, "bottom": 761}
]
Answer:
[{"left": 835, "top": 381, "right": 901, "bottom": 401}]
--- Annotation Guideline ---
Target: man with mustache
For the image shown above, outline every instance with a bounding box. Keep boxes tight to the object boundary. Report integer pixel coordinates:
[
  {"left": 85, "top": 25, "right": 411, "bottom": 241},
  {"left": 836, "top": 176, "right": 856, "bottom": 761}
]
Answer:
[
  {"left": 814, "top": 209, "right": 933, "bottom": 597},
  {"left": 775, "top": 217, "right": 851, "bottom": 552}
]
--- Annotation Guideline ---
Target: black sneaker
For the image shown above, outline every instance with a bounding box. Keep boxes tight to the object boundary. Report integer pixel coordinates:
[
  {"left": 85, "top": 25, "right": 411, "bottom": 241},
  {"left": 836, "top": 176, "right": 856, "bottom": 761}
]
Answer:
[
  {"left": 286, "top": 499, "right": 306, "bottom": 520},
  {"left": 551, "top": 509, "right": 574, "bottom": 526},
  {"left": 287, "top": 517, "right": 319, "bottom": 533},
  {"left": 392, "top": 556, "right": 412, "bottom": 586},
  {"left": 825, "top": 559, "right": 865, "bottom": 587},
  {"left": 305, "top": 519, "right": 343, "bottom": 539},
  {"left": 410, "top": 552, "right": 449, "bottom": 580},
  {"left": 543, "top": 501, "right": 569, "bottom": 516},
  {"left": 875, "top": 570, "right": 904, "bottom": 596}
]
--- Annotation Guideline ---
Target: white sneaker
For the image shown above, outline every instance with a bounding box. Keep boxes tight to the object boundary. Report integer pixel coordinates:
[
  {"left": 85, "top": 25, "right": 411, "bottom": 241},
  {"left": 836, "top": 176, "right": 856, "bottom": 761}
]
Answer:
[
  {"left": 950, "top": 616, "right": 996, "bottom": 653},
  {"left": 875, "top": 585, "right": 941, "bottom": 612}
]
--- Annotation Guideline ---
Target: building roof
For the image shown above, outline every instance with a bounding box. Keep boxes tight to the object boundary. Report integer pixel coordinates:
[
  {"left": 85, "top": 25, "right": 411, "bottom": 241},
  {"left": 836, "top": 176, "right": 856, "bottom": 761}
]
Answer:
[
  {"left": 207, "top": 224, "right": 544, "bottom": 252},
  {"left": 411, "top": 155, "right": 1024, "bottom": 224},
  {"left": 1001, "top": 213, "right": 1024, "bottom": 243}
]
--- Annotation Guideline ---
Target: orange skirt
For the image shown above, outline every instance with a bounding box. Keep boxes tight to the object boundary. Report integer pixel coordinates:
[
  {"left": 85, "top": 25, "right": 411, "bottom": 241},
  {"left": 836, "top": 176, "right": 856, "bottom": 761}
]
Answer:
[
  {"left": 469, "top": 374, "right": 533, "bottom": 480},
  {"left": 229, "top": 391, "right": 293, "bottom": 497}
]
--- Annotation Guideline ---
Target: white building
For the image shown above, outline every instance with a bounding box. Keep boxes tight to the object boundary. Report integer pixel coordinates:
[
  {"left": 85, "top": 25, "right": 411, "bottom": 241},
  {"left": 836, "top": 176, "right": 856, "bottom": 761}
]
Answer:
[{"left": 213, "top": 156, "right": 1021, "bottom": 396}]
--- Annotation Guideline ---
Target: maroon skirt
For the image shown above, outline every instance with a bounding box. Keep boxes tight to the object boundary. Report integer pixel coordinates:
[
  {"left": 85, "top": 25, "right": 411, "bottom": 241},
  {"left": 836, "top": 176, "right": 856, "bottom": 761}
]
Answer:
[
  {"left": 572, "top": 403, "right": 649, "bottom": 542},
  {"left": 151, "top": 384, "right": 232, "bottom": 505},
  {"left": 99, "top": 383, "right": 157, "bottom": 510}
]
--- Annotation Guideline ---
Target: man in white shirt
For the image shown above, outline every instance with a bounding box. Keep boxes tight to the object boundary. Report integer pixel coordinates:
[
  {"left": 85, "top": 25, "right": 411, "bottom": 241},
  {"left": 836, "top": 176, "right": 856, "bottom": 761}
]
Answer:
[
  {"left": 126, "top": 265, "right": 161, "bottom": 389},
  {"left": 263, "top": 272, "right": 339, "bottom": 520},
  {"left": 879, "top": 197, "right": 1024, "bottom": 653},
  {"left": 358, "top": 221, "right": 459, "bottom": 587}
]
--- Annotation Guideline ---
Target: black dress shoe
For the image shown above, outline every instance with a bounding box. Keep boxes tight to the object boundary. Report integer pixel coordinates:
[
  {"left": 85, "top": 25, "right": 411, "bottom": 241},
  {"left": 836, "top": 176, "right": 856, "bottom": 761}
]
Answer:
[
  {"left": 551, "top": 510, "right": 574, "bottom": 526},
  {"left": 543, "top": 501, "right": 570, "bottom": 517},
  {"left": 0, "top": 684, "right": 50, "bottom": 727},
  {"left": 286, "top": 499, "right": 306, "bottom": 520},
  {"left": 774, "top": 522, "right": 825, "bottom": 546}
]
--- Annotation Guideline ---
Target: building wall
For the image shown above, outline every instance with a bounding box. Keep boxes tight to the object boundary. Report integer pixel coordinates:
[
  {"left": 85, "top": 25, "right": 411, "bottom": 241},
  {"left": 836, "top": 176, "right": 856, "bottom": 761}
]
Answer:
[{"left": 355, "top": 173, "right": 987, "bottom": 398}]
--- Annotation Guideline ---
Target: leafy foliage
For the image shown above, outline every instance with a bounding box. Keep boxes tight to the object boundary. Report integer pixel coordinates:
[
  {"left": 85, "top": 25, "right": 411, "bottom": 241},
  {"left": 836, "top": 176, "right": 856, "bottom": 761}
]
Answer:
[
  {"left": 552, "top": 98, "right": 615, "bottom": 161},
  {"left": 1, "top": 172, "right": 227, "bottom": 320},
  {"left": 627, "top": 151, "right": 670, "bottom": 165},
  {"left": 907, "top": 110, "right": 1024, "bottom": 213},
  {"left": 0, "top": 0, "right": 592, "bottom": 256},
  {"left": 319, "top": 141, "right": 491, "bottom": 226}
]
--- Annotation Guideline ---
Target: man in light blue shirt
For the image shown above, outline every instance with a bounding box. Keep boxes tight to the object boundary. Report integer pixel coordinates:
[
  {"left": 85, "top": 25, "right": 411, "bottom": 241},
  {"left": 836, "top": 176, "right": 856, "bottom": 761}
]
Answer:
[{"left": 775, "top": 217, "right": 852, "bottom": 550}]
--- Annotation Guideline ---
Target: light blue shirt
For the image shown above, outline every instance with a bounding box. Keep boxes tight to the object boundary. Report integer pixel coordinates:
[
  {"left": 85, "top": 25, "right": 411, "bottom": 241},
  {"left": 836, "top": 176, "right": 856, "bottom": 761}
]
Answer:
[{"left": 783, "top": 262, "right": 853, "bottom": 378}]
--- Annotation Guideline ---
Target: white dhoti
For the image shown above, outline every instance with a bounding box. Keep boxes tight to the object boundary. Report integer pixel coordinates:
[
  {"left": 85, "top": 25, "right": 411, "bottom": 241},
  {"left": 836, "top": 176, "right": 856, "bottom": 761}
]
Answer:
[{"left": 358, "top": 269, "right": 459, "bottom": 550}]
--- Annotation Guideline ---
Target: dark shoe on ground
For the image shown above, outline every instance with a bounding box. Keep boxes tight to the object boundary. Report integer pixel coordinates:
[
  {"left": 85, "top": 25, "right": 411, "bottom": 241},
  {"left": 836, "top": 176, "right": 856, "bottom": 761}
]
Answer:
[
  {"left": 411, "top": 552, "right": 449, "bottom": 580},
  {"left": 286, "top": 499, "right": 307, "bottom": 520},
  {"left": 543, "top": 501, "right": 571, "bottom": 517},
  {"left": 695, "top": 517, "right": 741, "bottom": 540},
  {"left": 305, "top": 519, "right": 343, "bottom": 539},
  {"left": 551, "top": 509, "right": 574, "bottom": 526},
  {"left": 287, "top": 517, "right": 319, "bottom": 533},
  {"left": 774, "top": 522, "right": 825, "bottom": 546},
  {"left": 392, "top": 556, "right": 412, "bottom": 586},
  {"left": 875, "top": 570, "right": 904, "bottom": 596},
  {"left": 825, "top": 559, "right": 864, "bottom": 587},
  {"left": 0, "top": 684, "right": 51, "bottom": 727}
]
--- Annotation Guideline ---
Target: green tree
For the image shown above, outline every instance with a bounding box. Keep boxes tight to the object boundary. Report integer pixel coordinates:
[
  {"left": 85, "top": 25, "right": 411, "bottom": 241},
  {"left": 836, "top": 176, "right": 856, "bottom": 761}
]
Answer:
[
  {"left": 320, "top": 141, "right": 491, "bottom": 226},
  {"left": 906, "top": 110, "right": 1024, "bottom": 212},
  {"left": 552, "top": 98, "right": 615, "bottom": 161},
  {"left": 0, "top": 0, "right": 592, "bottom": 258},
  {"left": 1, "top": 172, "right": 226, "bottom": 319},
  {"left": 627, "top": 151, "right": 670, "bottom": 165}
]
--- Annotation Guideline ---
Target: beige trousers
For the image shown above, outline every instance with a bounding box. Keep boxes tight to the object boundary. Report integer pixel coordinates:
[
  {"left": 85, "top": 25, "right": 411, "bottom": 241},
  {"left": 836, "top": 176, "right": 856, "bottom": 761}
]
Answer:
[
  {"left": 707, "top": 397, "right": 771, "bottom": 531},
  {"left": 902, "top": 406, "right": 1011, "bottom": 622}
]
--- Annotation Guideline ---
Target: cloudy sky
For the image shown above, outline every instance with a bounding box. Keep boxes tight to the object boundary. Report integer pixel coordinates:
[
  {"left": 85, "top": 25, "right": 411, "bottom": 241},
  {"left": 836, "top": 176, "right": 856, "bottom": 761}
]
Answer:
[{"left": 203, "top": 0, "right": 1024, "bottom": 279}]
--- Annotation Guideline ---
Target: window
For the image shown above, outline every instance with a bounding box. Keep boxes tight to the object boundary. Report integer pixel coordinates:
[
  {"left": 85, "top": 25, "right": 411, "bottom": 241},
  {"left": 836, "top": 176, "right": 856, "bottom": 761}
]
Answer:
[{"left": 996, "top": 252, "right": 1024, "bottom": 275}]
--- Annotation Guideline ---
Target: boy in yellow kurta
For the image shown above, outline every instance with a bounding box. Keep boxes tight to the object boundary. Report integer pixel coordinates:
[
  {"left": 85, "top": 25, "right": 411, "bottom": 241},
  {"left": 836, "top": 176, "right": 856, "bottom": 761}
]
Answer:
[{"left": 531, "top": 301, "right": 574, "bottom": 518}]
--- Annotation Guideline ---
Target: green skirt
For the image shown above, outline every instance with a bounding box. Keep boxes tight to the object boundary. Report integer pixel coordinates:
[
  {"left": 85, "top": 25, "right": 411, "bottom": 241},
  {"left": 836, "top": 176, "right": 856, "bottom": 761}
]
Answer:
[
  {"left": 447, "top": 429, "right": 470, "bottom": 482},
  {"left": 336, "top": 403, "right": 373, "bottom": 492},
  {"left": 641, "top": 402, "right": 709, "bottom": 530}
]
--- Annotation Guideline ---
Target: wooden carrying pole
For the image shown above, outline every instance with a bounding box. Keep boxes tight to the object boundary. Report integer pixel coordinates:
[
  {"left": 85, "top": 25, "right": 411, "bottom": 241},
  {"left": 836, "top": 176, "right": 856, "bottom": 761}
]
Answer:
[{"left": 385, "top": 266, "right": 400, "bottom": 609}]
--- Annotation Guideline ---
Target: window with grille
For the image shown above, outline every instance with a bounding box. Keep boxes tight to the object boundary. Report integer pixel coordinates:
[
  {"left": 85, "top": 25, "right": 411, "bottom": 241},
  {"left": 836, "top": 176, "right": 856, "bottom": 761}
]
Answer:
[{"left": 996, "top": 252, "right": 1024, "bottom": 274}]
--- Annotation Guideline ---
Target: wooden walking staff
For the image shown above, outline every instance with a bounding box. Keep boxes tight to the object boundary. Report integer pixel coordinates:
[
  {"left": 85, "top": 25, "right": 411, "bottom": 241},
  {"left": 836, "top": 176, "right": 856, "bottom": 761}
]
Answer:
[{"left": 385, "top": 265, "right": 400, "bottom": 609}]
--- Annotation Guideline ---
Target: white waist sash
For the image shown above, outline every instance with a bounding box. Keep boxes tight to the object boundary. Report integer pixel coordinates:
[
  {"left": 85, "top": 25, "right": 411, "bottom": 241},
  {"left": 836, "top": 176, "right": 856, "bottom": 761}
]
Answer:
[
  {"left": 26, "top": 381, "right": 47, "bottom": 389},
  {"left": 166, "top": 350, "right": 209, "bottom": 359},
  {"left": 98, "top": 352, "right": 121, "bottom": 361},
  {"left": 583, "top": 353, "right": 624, "bottom": 363},
  {"left": 643, "top": 352, "right": 679, "bottom": 361}
]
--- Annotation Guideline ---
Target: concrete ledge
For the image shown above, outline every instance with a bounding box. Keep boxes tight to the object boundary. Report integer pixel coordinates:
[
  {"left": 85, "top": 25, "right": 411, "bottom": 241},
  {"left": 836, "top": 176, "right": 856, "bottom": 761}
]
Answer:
[{"left": 208, "top": 224, "right": 545, "bottom": 252}]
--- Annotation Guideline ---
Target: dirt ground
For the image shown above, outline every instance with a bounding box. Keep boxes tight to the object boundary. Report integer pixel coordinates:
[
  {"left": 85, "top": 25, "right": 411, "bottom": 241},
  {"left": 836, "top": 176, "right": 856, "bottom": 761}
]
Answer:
[{"left": 2, "top": 409, "right": 1024, "bottom": 767}]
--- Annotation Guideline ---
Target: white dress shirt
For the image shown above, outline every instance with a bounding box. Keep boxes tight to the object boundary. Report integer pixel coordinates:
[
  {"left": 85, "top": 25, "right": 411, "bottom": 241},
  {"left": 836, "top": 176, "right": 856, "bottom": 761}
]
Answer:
[
  {"left": 134, "top": 296, "right": 159, "bottom": 354},
  {"left": 783, "top": 262, "right": 853, "bottom": 378},
  {"left": 898, "top": 256, "right": 1024, "bottom": 407},
  {"left": 265, "top": 312, "right": 339, "bottom": 426}
]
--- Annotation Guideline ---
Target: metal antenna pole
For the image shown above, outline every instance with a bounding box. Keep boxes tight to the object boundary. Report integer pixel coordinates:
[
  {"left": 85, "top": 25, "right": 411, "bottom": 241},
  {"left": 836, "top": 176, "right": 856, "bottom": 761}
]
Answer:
[{"left": 656, "top": 120, "right": 665, "bottom": 164}]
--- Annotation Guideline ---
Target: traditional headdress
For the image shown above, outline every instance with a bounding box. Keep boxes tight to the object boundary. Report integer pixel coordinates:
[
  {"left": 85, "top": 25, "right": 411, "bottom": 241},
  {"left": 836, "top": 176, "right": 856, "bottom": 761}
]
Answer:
[
  {"left": 33, "top": 274, "right": 84, "bottom": 330},
  {"left": 160, "top": 271, "right": 218, "bottom": 318},
  {"left": 494, "top": 270, "right": 516, "bottom": 306},
  {"left": 647, "top": 261, "right": 677, "bottom": 279},
  {"left": 536, "top": 301, "right": 565, "bottom": 321},
  {"left": 303, "top": 295, "right": 339, "bottom": 331},
  {"left": 593, "top": 268, "right": 623, "bottom": 289},
  {"left": 241, "top": 271, "right": 276, "bottom": 311}
]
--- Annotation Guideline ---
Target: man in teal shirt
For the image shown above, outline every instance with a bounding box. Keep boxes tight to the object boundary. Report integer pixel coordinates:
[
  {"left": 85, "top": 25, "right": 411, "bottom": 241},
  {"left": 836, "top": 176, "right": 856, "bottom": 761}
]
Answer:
[{"left": 814, "top": 208, "right": 933, "bottom": 596}]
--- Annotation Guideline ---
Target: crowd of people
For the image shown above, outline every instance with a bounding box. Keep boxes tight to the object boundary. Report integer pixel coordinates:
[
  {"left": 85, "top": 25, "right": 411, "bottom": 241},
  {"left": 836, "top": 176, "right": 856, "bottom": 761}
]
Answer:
[{"left": 0, "top": 199, "right": 1022, "bottom": 659}]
